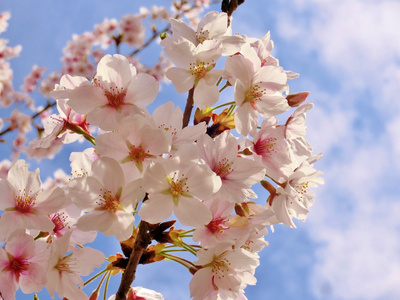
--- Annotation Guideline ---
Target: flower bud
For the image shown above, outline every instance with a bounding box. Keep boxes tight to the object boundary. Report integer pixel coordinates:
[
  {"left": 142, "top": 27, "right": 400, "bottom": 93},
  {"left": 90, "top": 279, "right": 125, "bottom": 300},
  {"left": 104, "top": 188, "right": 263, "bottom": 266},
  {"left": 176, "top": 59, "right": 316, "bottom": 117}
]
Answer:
[{"left": 286, "top": 92, "right": 310, "bottom": 107}]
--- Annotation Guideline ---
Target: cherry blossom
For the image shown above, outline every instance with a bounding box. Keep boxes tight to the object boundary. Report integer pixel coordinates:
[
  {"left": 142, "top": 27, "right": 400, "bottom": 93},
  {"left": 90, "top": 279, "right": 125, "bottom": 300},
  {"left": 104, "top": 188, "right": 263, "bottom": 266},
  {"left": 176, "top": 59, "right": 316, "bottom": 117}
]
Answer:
[
  {"left": 53, "top": 54, "right": 159, "bottom": 130},
  {"left": 0, "top": 230, "right": 49, "bottom": 300},
  {"left": 139, "top": 146, "right": 221, "bottom": 227},
  {"left": 189, "top": 243, "right": 259, "bottom": 300},
  {"left": 151, "top": 102, "right": 206, "bottom": 151},
  {"left": 0, "top": 160, "right": 66, "bottom": 241},
  {"left": 163, "top": 38, "right": 224, "bottom": 109},
  {"left": 166, "top": 11, "right": 244, "bottom": 56},
  {"left": 225, "top": 49, "right": 289, "bottom": 135},
  {"left": 68, "top": 157, "right": 145, "bottom": 241},
  {"left": 108, "top": 286, "right": 164, "bottom": 300},
  {"left": 197, "top": 131, "right": 265, "bottom": 203},
  {"left": 95, "top": 115, "right": 170, "bottom": 180},
  {"left": 249, "top": 117, "right": 293, "bottom": 183},
  {"left": 45, "top": 232, "right": 105, "bottom": 300}
]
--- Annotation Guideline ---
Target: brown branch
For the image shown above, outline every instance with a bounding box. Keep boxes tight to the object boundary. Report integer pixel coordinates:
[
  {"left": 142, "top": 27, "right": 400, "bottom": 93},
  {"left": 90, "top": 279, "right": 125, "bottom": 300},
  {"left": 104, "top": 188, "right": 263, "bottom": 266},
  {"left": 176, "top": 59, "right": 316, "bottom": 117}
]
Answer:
[
  {"left": 182, "top": 87, "right": 195, "bottom": 129},
  {"left": 0, "top": 100, "right": 56, "bottom": 138},
  {"left": 115, "top": 222, "right": 152, "bottom": 300},
  {"left": 221, "top": 0, "right": 245, "bottom": 27}
]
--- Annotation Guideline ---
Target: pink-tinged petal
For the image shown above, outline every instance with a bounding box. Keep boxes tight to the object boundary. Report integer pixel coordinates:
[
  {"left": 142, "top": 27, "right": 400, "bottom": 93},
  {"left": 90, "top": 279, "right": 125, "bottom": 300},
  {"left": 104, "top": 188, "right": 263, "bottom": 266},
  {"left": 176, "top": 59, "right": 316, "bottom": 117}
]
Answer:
[
  {"left": 199, "top": 11, "right": 227, "bottom": 38},
  {"left": 175, "top": 122, "right": 206, "bottom": 147},
  {"left": 166, "top": 67, "right": 194, "bottom": 93},
  {"left": 20, "top": 213, "right": 55, "bottom": 232},
  {"left": 0, "top": 179, "right": 15, "bottom": 209},
  {"left": 219, "top": 35, "right": 245, "bottom": 56},
  {"left": 174, "top": 197, "right": 212, "bottom": 227},
  {"left": 233, "top": 80, "right": 248, "bottom": 106},
  {"left": 95, "top": 132, "right": 128, "bottom": 161},
  {"left": 170, "top": 18, "right": 197, "bottom": 44},
  {"left": 195, "top": 41, "right": 222, "bottom": 63},
  {"left": 193, "top": 79, "right": 219, "bottom": 109},
  {"left": 186, "top": 163, "right": 221, "bottom": 199},
  {"left": 164, "top": 39, "right": 195, "bottom": 69},
  {"left": 139, "top": 194, "right": 174, "bottom": 224},
  {"left": 120, "top": 179, "right": 145, "bottom": 209},
  {"left": 96, "top": 54, "right": 135, "bottom": 89},
  {"left": 71, "top": 247, "right": 105, "bottom": 276},
  {"left": 141, "top": 128, "right": 171, "bottom": 155},
  {"left": 68, "top": 177, "right": 102, "bottom": 210},
  {"left": 189, "top": 267, "right": 213, "bottom": 300},
  {"left": 35, "top": 186, "right": 66, "bottom": 214},
  {"left": 225, "top": 55, "right": 253, "bottom": 87},
  {"left": 60, "top": 74, "right": 88, "bottom": 89},
  {"left": 235, "top": 104, "right": 259, "bottom": 136},
  {"left": 68, "top": 85, "right": 107, "bottom": 114},
  {"left": 125, "top": 73, "right": 159, "bottom": 107},
  {"left": 0, "top": 213, "right": 21, "bottom": 241},
  {"left": 0, "top": 272, "right": 18, "bottom": 300},
  {"left": 105, "top": 210, "right": 135, "bottom": 241},
  {"left": 7, "top": 160, "right": 41, "bottom": 193},
  {"left": 256, "top": 92, "right": 289, "bottom": 117},
  {"left": 255, "top": 65, "right": 287, "bottom": 90},
  {"left": 19, "top": 262, "right": 46, "bottom": 294},
  {"left": 86, "top": 105, "right": 119, "bottom": 131},
  {"left": 91, "top": 157, "right": 125, "bottom": 194},
  {"left": 4, "top": 230, "right": 35, "bottom": 257},
  {"left": 204, "top": 69, "right": 224, "bottom": 86},
  {"left": 76, "top": 210, "right": 114, "bottom": 233},
  {"left": 143, "top": 163, "right": 170, "bottom": 193},
  {"left": 50, "top": 75, "right": 90, "bottom": 100}
]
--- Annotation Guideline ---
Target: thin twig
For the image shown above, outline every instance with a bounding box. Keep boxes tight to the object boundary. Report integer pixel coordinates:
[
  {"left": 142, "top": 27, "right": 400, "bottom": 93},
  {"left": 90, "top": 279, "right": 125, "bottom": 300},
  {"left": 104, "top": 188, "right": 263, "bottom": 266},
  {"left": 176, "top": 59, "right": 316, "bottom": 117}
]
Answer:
[{"left": 0, "top": 100, "right": 56, "bottom": 138}]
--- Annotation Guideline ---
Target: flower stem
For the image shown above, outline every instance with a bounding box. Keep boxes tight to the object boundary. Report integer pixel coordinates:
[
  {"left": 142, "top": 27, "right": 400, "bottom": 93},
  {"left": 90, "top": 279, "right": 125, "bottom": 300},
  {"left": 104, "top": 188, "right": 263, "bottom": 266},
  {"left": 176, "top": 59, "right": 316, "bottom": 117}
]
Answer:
[{"left": 84, "top": 269, "right": 108, "bottom": 286}]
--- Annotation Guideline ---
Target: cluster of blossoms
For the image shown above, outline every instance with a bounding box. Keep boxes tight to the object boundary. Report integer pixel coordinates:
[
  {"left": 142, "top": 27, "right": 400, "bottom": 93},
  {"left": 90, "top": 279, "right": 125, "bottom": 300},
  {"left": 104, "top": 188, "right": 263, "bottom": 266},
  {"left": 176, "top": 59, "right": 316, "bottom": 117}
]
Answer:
[
  {"left": 0, "top": 3, "right": 323, "bottom": 300},
  {"left": 0, "top": 1, "right": 210, "bottom": 158}
]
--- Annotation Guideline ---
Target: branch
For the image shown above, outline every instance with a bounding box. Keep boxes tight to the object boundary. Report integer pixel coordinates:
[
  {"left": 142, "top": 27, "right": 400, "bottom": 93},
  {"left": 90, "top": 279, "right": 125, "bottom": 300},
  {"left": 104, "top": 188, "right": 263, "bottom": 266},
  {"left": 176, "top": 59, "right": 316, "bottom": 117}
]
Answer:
[
  {"left": 115, "top": 222, "right": 152, "bottom": 300},
  {"left": 182, "top": 87, "right": 195, "bottom": 129},
  {"left": 221, "top": 0, "right": 245, "bottom": 27},
  {"left": 0, "top": 100, "right": 56, "bottom": 138}
]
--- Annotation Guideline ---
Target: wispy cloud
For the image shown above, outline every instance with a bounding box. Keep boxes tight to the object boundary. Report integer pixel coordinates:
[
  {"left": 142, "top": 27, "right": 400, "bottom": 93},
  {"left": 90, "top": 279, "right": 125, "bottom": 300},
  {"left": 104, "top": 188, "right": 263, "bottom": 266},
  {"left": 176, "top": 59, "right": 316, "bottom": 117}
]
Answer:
[{"left": 269, "top": 0, "right": 400, "bottom": 299}]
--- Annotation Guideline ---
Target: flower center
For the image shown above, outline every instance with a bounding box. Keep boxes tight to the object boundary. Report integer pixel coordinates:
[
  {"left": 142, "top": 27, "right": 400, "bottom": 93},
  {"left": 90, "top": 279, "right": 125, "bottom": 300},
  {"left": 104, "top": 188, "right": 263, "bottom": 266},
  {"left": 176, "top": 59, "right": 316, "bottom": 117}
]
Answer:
[
  {"left": 206, "top": 217, "right": 227, "bottom": 234},
  {"left": 244, "top": 83, "right": 266, "bottom": 105},
  {"left": 253, "top": 137, "right": 277, "bottom": 156},
  {"left": 14, "top": 189, "right": 37, "bottom": 214},
  {"left": 213, "top": 158, "right": 234, "bottom": 179},
  {"left": 158, "top": 123, "right": 178, "bottom": 137},
  {"left": 55, "top": 253, "right": 75, "bottom": 275},
  {"left": 6, "top": 256, "right": 29, "bottom": 278},
  {"left": 97, "top": 189, "right": 122, "bottom": 212},
  {"left": 104, "top": 88, "right": 126, "bottom": 109},
  {"left": 127, "top": 145, "right": 155, "bottom": 172},
  {"left": 189, "top": 60, "right": 215, "bottom": 82},
  {"left": 293, "top": 181, "right": 309, "bottom": 201},
  {"left": 51, "top": 212, "right": 69, "bottom": 237},
  {"left": 196, "top": 28, "right": 211, "bottom": 44},
  {"left": 165, "top": 172, "right": 190, "bottom": 204}
]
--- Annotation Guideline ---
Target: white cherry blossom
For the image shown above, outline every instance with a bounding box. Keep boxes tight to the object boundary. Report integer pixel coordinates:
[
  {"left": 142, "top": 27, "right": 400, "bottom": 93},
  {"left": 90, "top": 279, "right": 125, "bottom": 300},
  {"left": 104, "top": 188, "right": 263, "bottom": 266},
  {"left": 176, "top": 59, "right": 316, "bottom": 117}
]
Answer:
[{"left": 68, "top": 157, "right": 145, "bottom": 241}]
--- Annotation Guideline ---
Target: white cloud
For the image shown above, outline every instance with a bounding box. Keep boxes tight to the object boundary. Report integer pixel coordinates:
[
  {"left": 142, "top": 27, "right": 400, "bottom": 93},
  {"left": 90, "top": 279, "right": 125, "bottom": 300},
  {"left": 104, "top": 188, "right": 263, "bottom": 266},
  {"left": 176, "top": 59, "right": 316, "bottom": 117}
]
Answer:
[
  {"left": 268, "top": 1, "right": 400, "bottom": 299},
  {"left": 276, "top": 0, "right": 400, "bottom": 113}
]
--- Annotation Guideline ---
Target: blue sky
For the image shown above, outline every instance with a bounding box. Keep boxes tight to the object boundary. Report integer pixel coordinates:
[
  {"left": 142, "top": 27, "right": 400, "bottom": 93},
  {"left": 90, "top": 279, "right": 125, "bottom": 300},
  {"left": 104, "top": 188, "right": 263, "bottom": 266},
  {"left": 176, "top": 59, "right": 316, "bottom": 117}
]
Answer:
[{"left": 1, "top": 0, "right": 400, "bottom": 299}]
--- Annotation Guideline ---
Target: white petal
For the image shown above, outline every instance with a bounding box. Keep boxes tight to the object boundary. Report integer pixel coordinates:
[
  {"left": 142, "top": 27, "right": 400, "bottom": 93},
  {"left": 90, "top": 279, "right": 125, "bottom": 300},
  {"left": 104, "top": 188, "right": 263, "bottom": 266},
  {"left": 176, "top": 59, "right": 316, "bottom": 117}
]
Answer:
[
  {"left": 166, "top": 68, "right": 194, "bottom": 93},
  {"left": 174, "top": 197, "right": 212, "bottom": 227},
  {"left": 193, "top": 79, "right": 219, "bottom": 109},
  {"left": 139, "top": 194, "right": 173, "bottom": 224}
]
